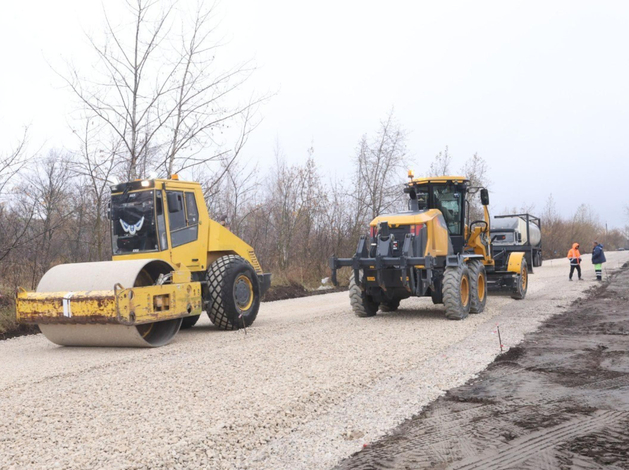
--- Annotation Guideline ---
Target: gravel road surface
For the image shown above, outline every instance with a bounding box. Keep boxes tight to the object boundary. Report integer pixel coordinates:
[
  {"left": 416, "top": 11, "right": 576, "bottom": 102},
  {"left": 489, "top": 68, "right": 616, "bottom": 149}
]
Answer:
[
  {"left": 1, "top": 252, "right": 627, "bottom": 469},
  {"left": 336, "top": 259, "right": 629, "bottom": 470}
]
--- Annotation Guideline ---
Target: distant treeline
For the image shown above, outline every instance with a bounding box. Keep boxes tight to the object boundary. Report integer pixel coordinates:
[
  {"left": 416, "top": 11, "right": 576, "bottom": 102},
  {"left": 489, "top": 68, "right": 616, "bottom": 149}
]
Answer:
[
  {"left": 2, "top": 111, "right": 626, "bottom": 294},
  {"left": 540, "top": 197, "right": 627, "bottom": 260}
]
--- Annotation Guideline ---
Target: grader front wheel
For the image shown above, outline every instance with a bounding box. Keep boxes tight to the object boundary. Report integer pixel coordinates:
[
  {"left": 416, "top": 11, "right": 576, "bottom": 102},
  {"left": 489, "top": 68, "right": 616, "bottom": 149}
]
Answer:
[
  {"left": 349, "top": 274, "right": 379, "bottom": 317},
  {"left": 443, "top": 264, "right": 472, "bottom": 320}
]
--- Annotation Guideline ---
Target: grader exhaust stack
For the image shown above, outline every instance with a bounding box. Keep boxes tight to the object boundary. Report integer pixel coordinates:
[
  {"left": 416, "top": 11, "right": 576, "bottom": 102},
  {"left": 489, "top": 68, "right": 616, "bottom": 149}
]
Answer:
[{"left": 16, "top": 177, "right": 271, "bottom": 347}]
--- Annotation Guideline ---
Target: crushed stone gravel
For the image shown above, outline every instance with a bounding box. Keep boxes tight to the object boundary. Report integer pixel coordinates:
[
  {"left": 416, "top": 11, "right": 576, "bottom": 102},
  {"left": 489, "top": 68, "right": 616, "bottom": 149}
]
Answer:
[{"left": 1, "top": 252, "right": 627, "bottom": 470}]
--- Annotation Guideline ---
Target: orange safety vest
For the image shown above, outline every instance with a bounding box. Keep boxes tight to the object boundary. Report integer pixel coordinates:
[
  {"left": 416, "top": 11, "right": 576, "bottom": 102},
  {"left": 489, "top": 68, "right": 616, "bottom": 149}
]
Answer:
[{"left": 567, "top": 245, "right": 581, "bottom": 264}]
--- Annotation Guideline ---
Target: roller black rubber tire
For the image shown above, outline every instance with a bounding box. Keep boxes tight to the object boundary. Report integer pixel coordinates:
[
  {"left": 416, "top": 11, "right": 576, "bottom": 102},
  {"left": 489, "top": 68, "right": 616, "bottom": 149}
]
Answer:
[
  {"left": 468, "top": 260, "right": 487, "bottom": 314},
  {"left": 443, "top": 264, "right": 471, "bottom": 321},
  {"left": 380, "top": 299, "right": 400, "bottom": 312},
  {"left": 349, "top": 274, "right": 379, "bottom": 317},
  {"left": 511, "top": 259, "right": 529, "bottom": 300},
  {"left": 206, "top": 255, "right": 260, "bottom": 330},
  {"left": 180, "top": 314, "right": 201, "bottom": 329}
]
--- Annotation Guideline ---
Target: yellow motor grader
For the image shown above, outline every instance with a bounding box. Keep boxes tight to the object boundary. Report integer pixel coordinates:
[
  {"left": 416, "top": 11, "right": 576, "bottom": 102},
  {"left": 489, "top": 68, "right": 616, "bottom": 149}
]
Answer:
[
  {"left": 16, "top": 176, "right": 271, "bottom": 347},
  {"left": 330, "top": 174, "right": 529, "bottom": 320}
]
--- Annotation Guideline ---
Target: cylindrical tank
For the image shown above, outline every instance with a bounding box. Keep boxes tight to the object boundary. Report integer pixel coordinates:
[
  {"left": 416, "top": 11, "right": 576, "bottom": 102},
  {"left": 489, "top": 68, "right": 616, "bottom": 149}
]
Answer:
[{"left": 492, "top": 217, "right": 541, "bottom": 246}]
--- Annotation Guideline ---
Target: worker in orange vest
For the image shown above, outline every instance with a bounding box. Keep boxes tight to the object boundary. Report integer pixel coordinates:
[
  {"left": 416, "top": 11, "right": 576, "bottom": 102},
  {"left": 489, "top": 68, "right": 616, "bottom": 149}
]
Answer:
[{"left": 567, "top": 242, "right": 583, "bottom": 281}]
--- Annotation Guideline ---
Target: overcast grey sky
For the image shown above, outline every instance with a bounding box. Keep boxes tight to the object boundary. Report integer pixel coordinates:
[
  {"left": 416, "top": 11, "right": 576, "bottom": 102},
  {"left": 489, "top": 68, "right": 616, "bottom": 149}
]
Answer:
[{"left": 1, "top": 0, "right": 628, "bottom": 227}]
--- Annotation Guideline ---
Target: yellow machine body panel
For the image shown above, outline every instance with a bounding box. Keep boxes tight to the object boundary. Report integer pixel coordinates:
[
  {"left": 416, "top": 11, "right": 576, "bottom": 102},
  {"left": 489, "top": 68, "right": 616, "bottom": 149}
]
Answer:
[
  {"left": 206, "top": 219, "right": 262, "bottom": 274},
  {"left": 507, "top": 251, "right": 526, "bottom": 273},
  {"left": 409, "top": 175, "right": 467, "bottom": 185},
  {"left": 16, "top": 282, "right": 202, "bottom": 326},
  {"left": 370, "top": 209, "right": 451, "bottom": 257}
]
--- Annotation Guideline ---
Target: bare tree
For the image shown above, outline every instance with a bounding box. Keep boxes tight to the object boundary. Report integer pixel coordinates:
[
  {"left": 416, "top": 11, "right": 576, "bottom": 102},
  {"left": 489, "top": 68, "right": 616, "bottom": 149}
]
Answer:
[
  {"left": 204, "top": 156, "right": 261, "bottom": 235},
  {"left": 161, "top": 3, "right": 263, "bottom": 177},
  {"left": 0, "top": 128, "right": 30, "bottom": 199},
  {"left": 460, "top": 152, "right": 490, "bottom": 221},
  {"left": 0, "top": 129, "right": 35, "bottom": 265},
  {"left": 353, "top": 110, "right": 408, "bottom": 222},
  {"left": 22, "top": 152, "right": 75, "bottom": 286},
  {"left": 72, "top": 118, "right": 121, "bottom": 259},
  {"left": 461, "top": 153, "right": 489, "bottom": 188},
  {"left": 61, "top": 0, "right": 262, "bottom": 180},
  {"left": 428, "top": 146, "right": 452, "bottom": 176}
]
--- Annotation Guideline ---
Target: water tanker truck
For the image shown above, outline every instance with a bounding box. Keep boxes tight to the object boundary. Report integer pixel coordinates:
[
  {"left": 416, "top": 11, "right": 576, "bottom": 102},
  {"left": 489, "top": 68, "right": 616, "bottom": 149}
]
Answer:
[{"left": 490, "top": 214, "right": 542, "bottom": 268}]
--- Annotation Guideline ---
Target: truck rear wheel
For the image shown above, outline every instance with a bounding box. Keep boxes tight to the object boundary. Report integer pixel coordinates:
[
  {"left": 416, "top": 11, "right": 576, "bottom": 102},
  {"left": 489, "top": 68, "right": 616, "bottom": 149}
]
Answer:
[
  {"left": 511, "top": 259, "right": 528, "bottom": 300},
  {"left": 206, "top": 255, "right": 260, "bottom": 330},
  {"left": 534, "top": 252, "right": 543, "bottom": 267},
  {"left": 468, "top": 260, "right": 487, "bottom": 314},
  {"left": 349, "top": 273, "right": 379, "bottom": 317},
  {"left": 443, "top": 264, "right": 471, "bottom": 320}
]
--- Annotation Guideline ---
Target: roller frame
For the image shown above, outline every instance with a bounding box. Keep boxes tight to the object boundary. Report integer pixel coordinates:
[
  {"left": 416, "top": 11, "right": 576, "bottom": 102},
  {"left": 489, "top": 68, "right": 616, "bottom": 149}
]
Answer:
[{"left": 16, "top": 282, "right": 202, "bottom": 326}]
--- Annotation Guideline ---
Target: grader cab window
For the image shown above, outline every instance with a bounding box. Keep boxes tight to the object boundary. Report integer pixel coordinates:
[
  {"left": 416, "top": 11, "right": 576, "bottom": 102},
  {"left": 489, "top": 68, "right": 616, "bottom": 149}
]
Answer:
[
  {"left": 433, "top": 186, "right": 463, "bottom": 235},
  {"left": 166, "top": 190, "right": 199, "bottom": 248}
]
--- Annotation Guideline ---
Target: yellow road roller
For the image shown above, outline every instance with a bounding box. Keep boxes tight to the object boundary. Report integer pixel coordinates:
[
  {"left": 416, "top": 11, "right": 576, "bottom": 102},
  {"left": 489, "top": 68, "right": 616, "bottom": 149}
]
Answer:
[{"left": 16, "top": 176, "right": 271, "bottom": 347}]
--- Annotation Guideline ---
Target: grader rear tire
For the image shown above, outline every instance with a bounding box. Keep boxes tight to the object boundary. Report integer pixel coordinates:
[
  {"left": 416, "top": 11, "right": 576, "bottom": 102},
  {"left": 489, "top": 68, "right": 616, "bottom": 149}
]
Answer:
[
  {"left": 349, "top": 274, "right": 379, "bottom": 317},
  {"left": 468, "top": 260, "right": 487, "bottom": 314},
  {"left": 443, "top": 264, "right": 472, "bottom": 320},
  {"left": 206, "top": 255, "right": 260, "bottom": 330}
]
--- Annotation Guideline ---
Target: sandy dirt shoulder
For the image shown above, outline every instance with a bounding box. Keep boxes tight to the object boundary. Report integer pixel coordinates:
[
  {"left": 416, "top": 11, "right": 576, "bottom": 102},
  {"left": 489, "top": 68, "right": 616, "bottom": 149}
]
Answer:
[{"left": 336, "top": 259, "right": 629, "bottom": 469}]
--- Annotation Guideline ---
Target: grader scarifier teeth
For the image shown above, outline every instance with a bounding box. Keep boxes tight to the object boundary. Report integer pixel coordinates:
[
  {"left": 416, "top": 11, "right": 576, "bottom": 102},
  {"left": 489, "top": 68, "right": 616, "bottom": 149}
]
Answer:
[{"left": 16, "top": 259, "right": 202, "bottom": 347}]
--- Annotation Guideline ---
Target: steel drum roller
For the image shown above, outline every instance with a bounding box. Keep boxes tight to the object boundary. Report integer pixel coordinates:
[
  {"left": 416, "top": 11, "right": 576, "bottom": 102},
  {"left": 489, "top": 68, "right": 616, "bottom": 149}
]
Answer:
[{"left": 36, "top": 259, "right": 183, "bottom": 347}]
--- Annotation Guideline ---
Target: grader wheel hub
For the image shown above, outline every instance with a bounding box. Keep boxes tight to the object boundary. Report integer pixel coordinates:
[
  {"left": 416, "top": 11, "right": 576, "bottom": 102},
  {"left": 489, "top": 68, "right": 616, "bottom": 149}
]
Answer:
[
  {"left": 478, "top": 272, "right": 486, "bottom": 302},
  {"left": 460, "top": 275, "right": 470, "bottom": 307}
]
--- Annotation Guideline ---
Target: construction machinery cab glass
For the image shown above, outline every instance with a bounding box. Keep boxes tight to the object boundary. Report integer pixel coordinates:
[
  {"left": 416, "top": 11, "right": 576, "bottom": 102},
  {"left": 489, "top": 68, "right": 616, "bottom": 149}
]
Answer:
[{"left": 111, "top": 189, "right": 159, "bottom": 254}]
